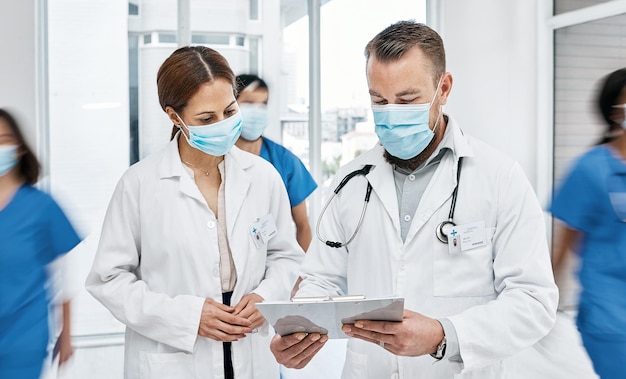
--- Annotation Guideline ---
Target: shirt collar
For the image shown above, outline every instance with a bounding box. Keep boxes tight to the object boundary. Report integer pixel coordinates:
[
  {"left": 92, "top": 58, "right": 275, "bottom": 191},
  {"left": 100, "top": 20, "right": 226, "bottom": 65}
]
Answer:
[{"left": 394, "top": 114, "right": 466, "bottom": 175}]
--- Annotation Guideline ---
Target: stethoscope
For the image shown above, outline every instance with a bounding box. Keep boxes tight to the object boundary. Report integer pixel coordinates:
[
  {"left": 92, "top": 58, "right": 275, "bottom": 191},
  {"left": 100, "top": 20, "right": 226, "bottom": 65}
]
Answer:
[{"left": 316, "top": 157, "right": 464, "bottom": 247}]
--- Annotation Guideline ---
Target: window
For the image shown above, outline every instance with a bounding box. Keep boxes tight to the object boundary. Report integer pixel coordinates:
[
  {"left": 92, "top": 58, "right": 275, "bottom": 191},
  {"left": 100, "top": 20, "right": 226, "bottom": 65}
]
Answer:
[
  {"left": 158, "top": 33, "right": 177, "bottom": 44},
  {"left": 191, "top": 34, "right": 230, "bottom": 45},
  {"left": 554, "top": 0, "right": 613, "bottom": 15},
  {"left": 248, "top": 36, "right": 260, "bottom": 74},
  {"left": 250, "top": 0, "right": 260, "bottom": 20},
  {"left": 548, "top": 1, "right": 626, "bottom": 310},
  {"left": 128, "top": 1, "right": 139, "bottom": 16},
  {"left": 282, "top": 0, "right": 427, "bottom": 211}
]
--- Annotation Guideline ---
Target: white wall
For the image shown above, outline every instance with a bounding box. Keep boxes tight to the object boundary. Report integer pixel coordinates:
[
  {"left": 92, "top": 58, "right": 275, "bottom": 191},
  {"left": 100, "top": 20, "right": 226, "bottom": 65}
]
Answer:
[{"left": 437, "top": 0, "right": 540, "bottom": 188}]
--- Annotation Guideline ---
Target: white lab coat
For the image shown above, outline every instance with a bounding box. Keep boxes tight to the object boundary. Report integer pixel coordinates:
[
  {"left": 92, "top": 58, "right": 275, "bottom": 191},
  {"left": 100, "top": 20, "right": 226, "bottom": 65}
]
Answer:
[
  {"left": 86, "top": 138, "right": 304, "bottom": 379},
  {"left": 298, "top": 116, "right": 558, "bottom": 379}
]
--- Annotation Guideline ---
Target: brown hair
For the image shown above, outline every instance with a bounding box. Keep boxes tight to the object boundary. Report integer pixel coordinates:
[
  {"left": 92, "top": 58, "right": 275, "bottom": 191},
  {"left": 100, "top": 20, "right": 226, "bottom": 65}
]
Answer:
[
  {"left": 596, "top": 68, "right": 626, "bottom": 145},
  {"left": 364, "top": 20, "right": 446, "bottom": 87},
  {"left": 156, "top": 46, "right": 237, "bottom": 140},
  {"left": 0, "top": 108, "right": 40, "bottom": 185}
]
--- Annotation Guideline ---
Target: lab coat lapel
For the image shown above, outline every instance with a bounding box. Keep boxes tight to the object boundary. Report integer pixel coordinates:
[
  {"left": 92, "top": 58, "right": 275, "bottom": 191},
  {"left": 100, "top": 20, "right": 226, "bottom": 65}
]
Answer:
[
  {"left": 365, "top": 145, "right": 401, "bottom": 237},
  {"left": 404, "top": 153, "right": 457, "bottom": 243},
  {"left": 405, "top": 117, "right": 474, "bottom": 243},
  {"left": 158, "top": 137, "right": 207, "bottom": 205},
  {"left": 224, "top": 147, "right": 252, "bottom": 240}
]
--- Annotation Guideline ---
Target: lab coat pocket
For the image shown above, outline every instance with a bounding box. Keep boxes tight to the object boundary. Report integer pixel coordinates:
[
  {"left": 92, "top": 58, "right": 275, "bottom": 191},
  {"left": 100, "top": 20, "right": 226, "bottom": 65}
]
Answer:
[
  {"left": 433, "top": 227, "right": 496, "bottom": 297},
  {"left": 341, "top": 346, "right": 368, "bottom": 379},
  {"left": 139, "top": 351, "right": 194, "bottom": 379}
]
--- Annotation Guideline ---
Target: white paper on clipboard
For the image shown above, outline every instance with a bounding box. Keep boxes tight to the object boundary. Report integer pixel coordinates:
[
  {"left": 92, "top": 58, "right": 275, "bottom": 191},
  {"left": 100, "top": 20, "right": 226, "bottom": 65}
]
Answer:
[{"left": 256, "top": 295, "right": 404, "bottom": 339}]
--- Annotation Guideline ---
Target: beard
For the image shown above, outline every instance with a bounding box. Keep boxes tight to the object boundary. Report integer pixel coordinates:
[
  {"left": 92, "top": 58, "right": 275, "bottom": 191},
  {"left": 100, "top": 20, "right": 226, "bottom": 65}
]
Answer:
[
  {"left": 383, "top": 135, "right": 438, "bottom": 171},
  {"left": 382, "top": 113, "right": 447, "bottom": 171}
]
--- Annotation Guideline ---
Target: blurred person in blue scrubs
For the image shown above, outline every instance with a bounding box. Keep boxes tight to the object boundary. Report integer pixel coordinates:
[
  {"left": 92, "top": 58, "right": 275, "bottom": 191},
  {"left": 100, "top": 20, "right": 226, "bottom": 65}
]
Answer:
[
  {"left": 550, "top": 67, "right": 626, "bottom": 379},
  {"left": 234, "top": 74, "right": 317, "bottom": 252},
  {"left": 0, "top": 108, "right": 81, "bottom": 379}
]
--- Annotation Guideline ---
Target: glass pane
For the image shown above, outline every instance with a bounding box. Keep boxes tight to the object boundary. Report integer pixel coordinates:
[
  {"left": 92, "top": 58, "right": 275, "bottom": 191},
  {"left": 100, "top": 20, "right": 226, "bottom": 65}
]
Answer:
[
  {"left": 191, "top": 33, "right": 230, "bottom": 45},
  {"left": 250, "top": 0, "right": 259, "bottom": 20},
  {"left": 129, "top": 34, "right": 139, "bottom": 165},
  {"left": 128, "top": 2, "right": 139, "bottom": 16},
  {"left": 158, "top": 33, "right": 176, "bottom": 44},
  {"left": 554, "top": 13, "right": 626, "bottom": 187},
  {"left": 552, "top": 12, "right": 626, "bottom": 309},
  {"left": 143, "top": 33, "right": 151, "bottom": 44},
  {"left": 248, "top": 36, "right": 260, "bottom": 74},
  {"left": 554, "top": 0, "right": 614, "bottom": 15}
]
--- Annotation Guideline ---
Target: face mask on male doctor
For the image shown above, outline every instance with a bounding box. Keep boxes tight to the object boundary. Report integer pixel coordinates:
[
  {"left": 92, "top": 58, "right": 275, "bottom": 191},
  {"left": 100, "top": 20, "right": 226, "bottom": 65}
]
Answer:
[
  {"left": 372, "top": 77, "right": 443, "bottom": 160},
  {"left": 0, "top": 145, "right": 18, "bottom": 177},
  {"left": 176, "top": 112, "right": 242, "bottom": 156}
]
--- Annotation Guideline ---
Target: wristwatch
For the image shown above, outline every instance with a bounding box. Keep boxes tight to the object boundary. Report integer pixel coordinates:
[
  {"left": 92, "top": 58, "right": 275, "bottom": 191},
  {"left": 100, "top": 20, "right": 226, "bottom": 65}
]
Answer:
[{"left": 430, "top": 336, "right": 447, "bottom": 360}]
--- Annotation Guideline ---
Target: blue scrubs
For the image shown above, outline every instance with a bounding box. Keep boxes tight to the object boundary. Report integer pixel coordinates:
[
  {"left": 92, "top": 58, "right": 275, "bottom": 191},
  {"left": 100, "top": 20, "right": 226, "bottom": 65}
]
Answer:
[
  {"left": 0, "top": 185, "right": 81, "bottom": 379},
  {"left": 260, "top": 137, "right": 317, "bottom": 207},
  {"left": 550, "top": 145, "right": 626, "bottom": 379}
]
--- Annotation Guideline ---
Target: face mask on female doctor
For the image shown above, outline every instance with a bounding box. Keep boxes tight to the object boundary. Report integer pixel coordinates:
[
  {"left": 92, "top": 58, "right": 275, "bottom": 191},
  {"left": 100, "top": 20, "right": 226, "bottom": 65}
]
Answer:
[
  {"left": 176, "top": 111, "right": 242, "bottom": 156},
  {"left": 0, "top": 145, "right": 18, "bottom": 177},
  {"left": 372, "top": 78, "right": 442, "bottom": 160}
]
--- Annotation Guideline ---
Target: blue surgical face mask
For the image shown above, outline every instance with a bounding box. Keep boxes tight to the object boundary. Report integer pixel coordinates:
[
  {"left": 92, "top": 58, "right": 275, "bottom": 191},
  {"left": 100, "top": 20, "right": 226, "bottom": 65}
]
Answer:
[
  {"left": 0, "top": 145, "right": 19, "bottom": 177},
  {"left": 176, "top": 111, "right": 242, "bottom": 156},
  {"left": 239, "top": 103, "right": 268, "bottom": 141},
  {"left": 372, "top": 79, "right": 442, "bottom": 160}
]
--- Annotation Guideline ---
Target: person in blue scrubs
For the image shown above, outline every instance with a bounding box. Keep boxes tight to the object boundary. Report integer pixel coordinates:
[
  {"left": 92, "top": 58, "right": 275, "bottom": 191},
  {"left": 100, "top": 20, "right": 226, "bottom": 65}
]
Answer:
[
  {"left": 0, "top": 109, "right": 81, "bottom": 379},
  {"left": 550, "top": 68, "right": 626, "bottom": 379},
  {"left": 234, "top": 74, "right": 318, "bottom": 253}
]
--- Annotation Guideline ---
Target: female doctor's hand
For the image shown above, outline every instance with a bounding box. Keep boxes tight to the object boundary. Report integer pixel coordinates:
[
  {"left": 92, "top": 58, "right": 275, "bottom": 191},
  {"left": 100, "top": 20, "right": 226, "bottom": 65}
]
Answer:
[
  {"left": 233, "top": 293, "right": 266, "bottom": 330},
  {"left": 341, "top": 309, "right": 443, "bottom": 357},
  {"left": 198, "top": 298, "right": 254, "bottom": 342}
]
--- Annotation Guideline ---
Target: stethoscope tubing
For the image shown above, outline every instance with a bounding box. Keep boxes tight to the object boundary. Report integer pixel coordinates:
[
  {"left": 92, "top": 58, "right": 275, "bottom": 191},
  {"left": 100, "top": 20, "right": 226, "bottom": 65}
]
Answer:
[{"left": 316, "top": 158, "right": 463, "bottom": 248}]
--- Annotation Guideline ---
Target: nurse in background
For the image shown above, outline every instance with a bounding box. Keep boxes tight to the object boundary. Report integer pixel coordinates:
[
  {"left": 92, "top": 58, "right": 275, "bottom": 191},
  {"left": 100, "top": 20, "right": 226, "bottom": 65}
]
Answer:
[
  {"left": 235, "top": 74, "right": 317, "bottom": 252},
  {"left": 0, "top": 108, "right": 81, "bottom": 379},
  {"left": 86, "top": 46, "right": 303, "bottom": 379},
  {"left": 550, "top": 67, "right": 626, "bottom": 379}
]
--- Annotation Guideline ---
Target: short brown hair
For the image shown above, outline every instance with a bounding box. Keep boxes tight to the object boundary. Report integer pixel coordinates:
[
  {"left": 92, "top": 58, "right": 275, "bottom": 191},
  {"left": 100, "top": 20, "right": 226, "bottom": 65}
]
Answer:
[
  {"left": 156, "top": 46, "right": 237, "bottom": 139},
  {"left": 0, "top": 108, "right": 40, "bottom": 185},
  {"left": 364, "top": 20, "right": 446, "bottom": 87}
]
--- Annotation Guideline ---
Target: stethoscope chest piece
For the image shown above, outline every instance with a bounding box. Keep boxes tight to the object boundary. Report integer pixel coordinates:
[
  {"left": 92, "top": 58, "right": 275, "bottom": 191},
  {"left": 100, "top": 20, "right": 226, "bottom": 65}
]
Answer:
[{"left": 436, "top": 220, "right": 456, "bottom": 244}]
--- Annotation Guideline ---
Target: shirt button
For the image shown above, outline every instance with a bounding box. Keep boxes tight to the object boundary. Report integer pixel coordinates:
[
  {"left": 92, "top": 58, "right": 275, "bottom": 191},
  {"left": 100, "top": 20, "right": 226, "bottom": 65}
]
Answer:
[
  {"left": 404, "top": 214, "right": 411, "bottom": 222},
  {"left": 213, "top": 268, "right": 219, "bottom": 276},
  {"left": 408, "top": 174, "right": 416, "bottom": 181},
  {"left": 207, "top": 221, "right": 216, "bottom": 228}
]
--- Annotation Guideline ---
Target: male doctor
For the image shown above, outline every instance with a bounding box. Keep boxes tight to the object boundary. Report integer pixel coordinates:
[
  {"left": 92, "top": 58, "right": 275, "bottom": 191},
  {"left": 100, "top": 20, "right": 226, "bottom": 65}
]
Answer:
[{"left": 270, "top": 21, "right": 558, "bottom": 378}]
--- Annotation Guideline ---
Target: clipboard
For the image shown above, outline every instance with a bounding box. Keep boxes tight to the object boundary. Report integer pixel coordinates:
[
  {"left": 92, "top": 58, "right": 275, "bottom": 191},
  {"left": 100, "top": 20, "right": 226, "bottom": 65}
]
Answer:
[{"left": 256, "top": 295, "right": 404, "bottom": 339}]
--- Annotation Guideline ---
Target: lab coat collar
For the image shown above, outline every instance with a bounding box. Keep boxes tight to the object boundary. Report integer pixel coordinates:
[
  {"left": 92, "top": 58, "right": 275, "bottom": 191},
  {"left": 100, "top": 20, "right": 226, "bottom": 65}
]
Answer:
[{"left": 157, "top": 136, "right": 254, "bottom": 224}]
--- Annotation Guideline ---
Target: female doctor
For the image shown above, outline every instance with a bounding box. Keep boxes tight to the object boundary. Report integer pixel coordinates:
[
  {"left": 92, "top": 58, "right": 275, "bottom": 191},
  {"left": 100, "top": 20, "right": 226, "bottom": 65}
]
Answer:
[{"left": 86, "top": 46, "right": 304, "bottom": 379}]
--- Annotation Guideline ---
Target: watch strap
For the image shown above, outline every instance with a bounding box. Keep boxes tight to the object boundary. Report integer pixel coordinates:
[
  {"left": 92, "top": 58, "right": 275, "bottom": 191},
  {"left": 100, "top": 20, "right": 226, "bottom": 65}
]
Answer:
[{"left": 430, "top": 336, "right": 447, "bottom": 360}]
